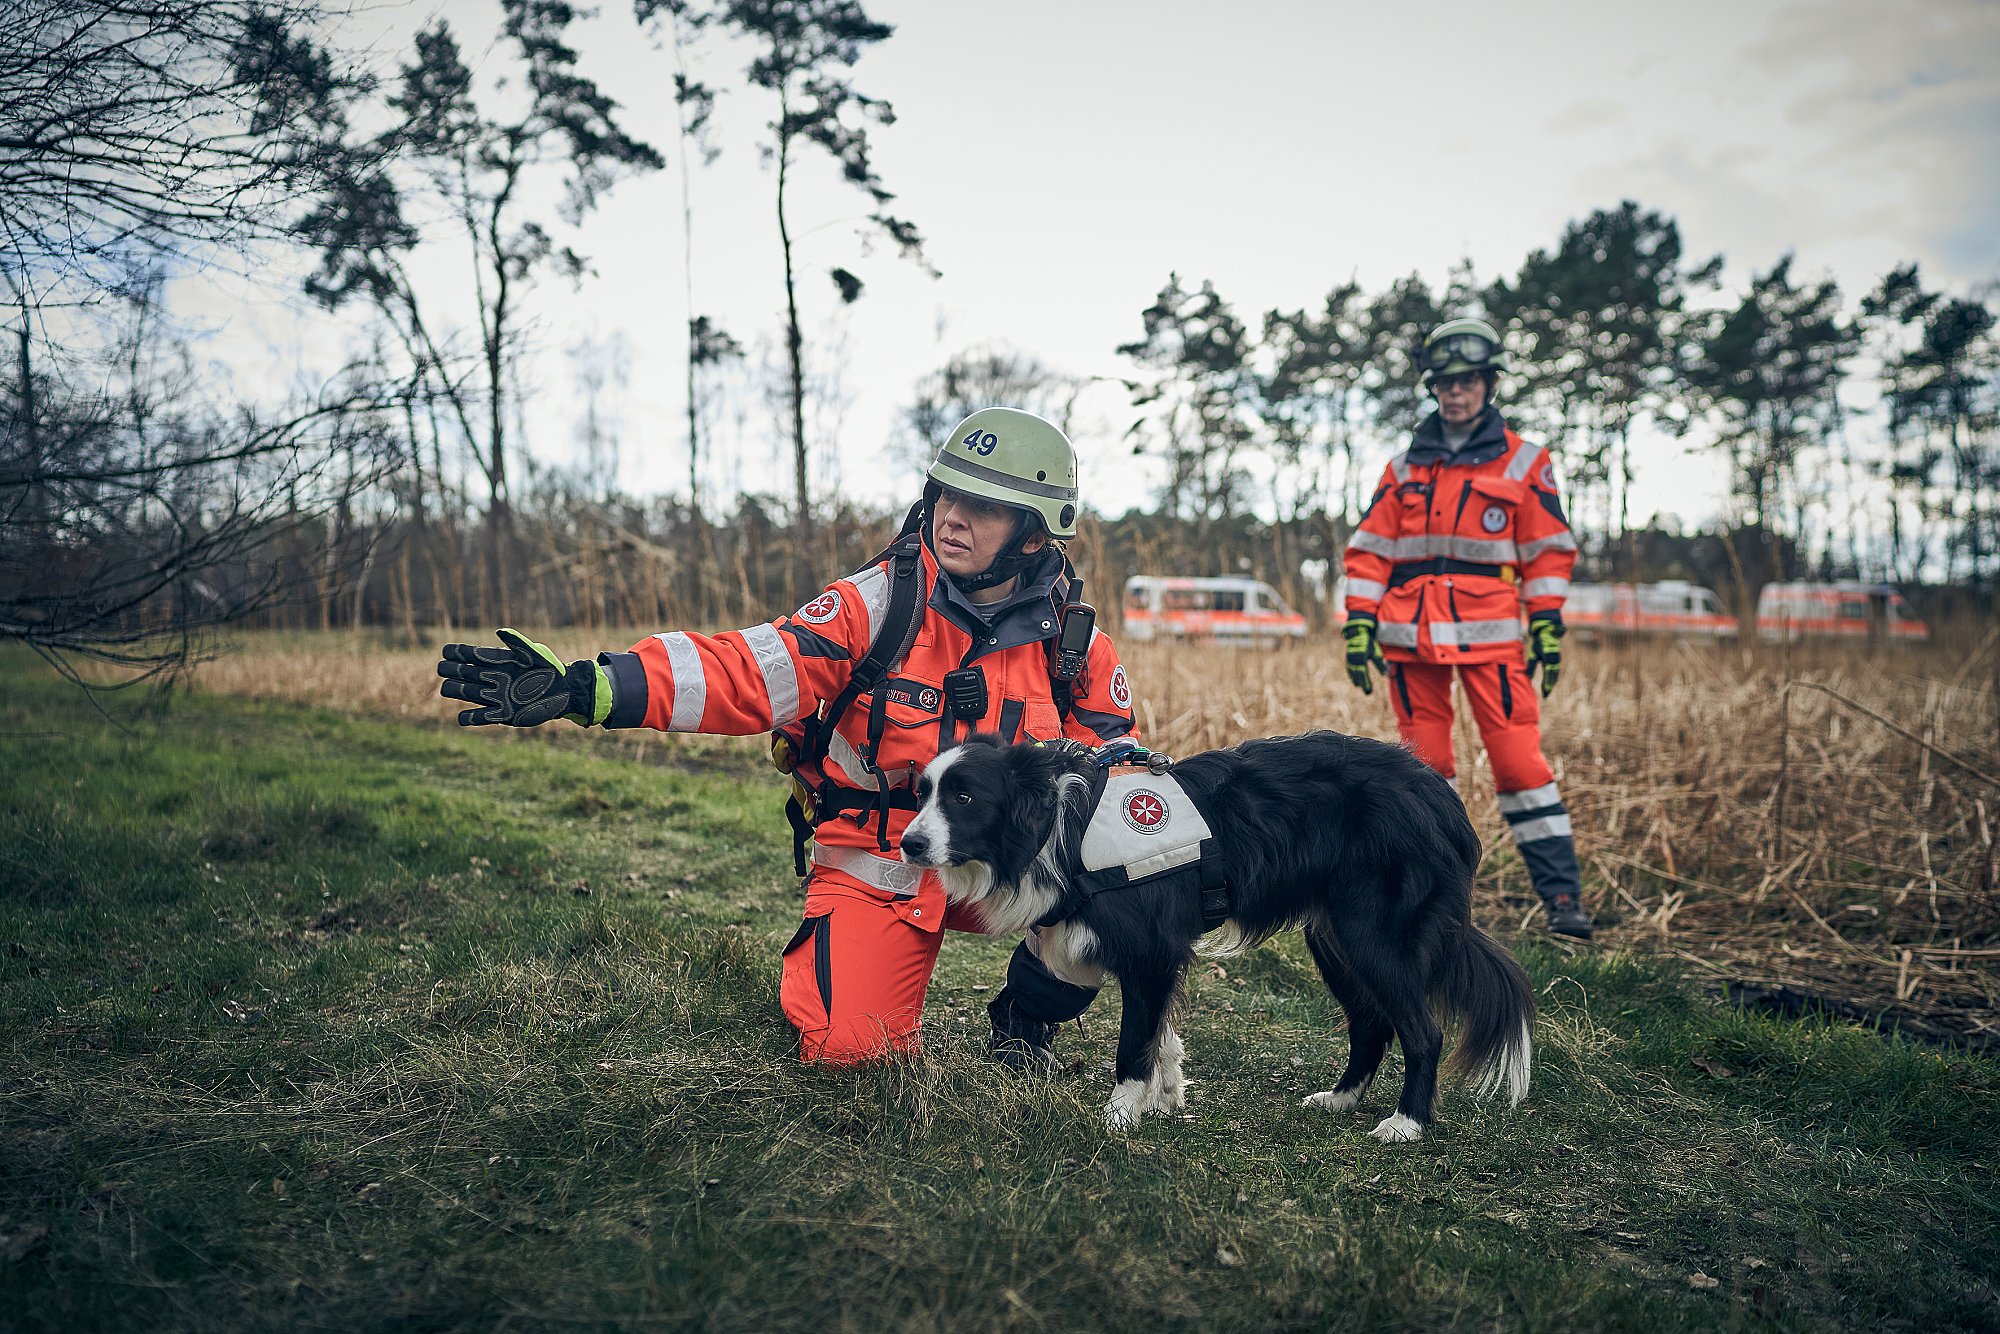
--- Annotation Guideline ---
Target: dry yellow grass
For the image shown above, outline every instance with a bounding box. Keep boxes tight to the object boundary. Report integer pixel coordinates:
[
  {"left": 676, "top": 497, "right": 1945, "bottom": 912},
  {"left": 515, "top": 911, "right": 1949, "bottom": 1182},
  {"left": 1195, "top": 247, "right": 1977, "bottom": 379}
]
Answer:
[{"left": 188, "top": 625, "right": 2000, "bottom": 1046}]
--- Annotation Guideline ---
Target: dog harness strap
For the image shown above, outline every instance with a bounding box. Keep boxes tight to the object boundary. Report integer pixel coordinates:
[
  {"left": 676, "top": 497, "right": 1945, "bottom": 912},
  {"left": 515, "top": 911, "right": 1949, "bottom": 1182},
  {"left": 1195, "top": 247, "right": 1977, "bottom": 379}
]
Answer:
[
  {"left": 1035, "top": 767, "right": 1110, "bottom": 928},
  {"left": 1197, "top": 855, "right": 1233, "bottom": 933}
]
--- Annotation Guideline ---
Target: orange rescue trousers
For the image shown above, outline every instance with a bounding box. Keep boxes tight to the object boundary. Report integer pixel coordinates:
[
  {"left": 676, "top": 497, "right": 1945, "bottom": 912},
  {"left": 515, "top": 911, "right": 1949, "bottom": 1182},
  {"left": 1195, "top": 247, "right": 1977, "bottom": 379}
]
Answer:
[
  {"left": 1384, "top": 653, "right": 1583, "bottom": 905},
  {"left": 778, "top": 867, "right": 1097, "bottom": 1064}
]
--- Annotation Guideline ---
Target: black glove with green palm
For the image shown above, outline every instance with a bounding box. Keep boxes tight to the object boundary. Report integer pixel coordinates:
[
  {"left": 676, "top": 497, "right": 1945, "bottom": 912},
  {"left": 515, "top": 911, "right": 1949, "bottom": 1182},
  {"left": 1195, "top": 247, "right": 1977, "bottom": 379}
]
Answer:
[
  {"left": 437, "top": 628, "right": 611, "bottom": 727},
  {"left": 1527, "top": 609, "right": 1565, "bottom": 697},
  {"left": 1342, "top": 613, "right": 1385, "bottom": 694}
]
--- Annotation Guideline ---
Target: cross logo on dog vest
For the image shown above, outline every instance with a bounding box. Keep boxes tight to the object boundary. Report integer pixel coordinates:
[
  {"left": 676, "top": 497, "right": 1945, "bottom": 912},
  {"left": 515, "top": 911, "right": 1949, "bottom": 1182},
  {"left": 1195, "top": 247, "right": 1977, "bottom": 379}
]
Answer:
[{"left": 1121, "top": 788, "right": 1169, "bottom": 834}]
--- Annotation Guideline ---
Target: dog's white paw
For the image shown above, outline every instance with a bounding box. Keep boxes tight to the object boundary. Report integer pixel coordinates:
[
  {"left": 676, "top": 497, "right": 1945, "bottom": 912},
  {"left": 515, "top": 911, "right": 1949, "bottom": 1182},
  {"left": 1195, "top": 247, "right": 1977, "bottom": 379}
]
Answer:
[
  {"left": 1104, "top": 1078, "right": 1151, "bottom": 1131},
  {"left": 1303, "top": 1086, "right": 1367, "bottom": 1113},
  {"left": 1368, "top": 1112, "right": 1424, "bottom": 1144}
]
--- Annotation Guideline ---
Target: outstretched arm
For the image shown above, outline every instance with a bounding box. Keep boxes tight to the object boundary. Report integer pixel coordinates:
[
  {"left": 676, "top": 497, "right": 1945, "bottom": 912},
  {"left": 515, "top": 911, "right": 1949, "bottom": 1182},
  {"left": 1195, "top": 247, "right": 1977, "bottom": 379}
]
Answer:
[{"left": 437, "top": 567, "right": 889, "bottom": 735}]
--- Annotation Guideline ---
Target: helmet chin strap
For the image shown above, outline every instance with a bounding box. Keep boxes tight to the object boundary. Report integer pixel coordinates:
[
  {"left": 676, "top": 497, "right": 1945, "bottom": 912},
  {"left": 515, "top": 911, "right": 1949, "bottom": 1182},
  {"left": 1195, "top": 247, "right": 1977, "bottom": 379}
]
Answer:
[{"left": 920, "top": 480, "right": 1044, "bottom": 593}]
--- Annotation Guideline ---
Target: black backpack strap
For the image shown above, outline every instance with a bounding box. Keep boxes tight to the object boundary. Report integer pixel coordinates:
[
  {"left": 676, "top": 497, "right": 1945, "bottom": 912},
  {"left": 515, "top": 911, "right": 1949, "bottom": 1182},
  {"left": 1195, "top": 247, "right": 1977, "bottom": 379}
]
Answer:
[
  {"left": 787, "top": 525, "right": 929, "bottom": 864},
  {"left": 1049, "top": 559, "right": 1084, "bottom": 724},
  {"left": 801, "top": 530, "right": 925, "bottom": 763}
]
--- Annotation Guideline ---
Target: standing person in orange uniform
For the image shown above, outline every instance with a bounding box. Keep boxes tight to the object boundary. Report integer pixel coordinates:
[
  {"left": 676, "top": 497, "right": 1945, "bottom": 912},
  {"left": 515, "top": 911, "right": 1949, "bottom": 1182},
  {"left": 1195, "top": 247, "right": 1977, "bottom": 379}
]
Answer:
[
  {"left": 436, "top": 408, "right": 1139, "bottom": 1065},
  {"left": 1340, "top": 318, "right": 1594, "bottom": 939}
]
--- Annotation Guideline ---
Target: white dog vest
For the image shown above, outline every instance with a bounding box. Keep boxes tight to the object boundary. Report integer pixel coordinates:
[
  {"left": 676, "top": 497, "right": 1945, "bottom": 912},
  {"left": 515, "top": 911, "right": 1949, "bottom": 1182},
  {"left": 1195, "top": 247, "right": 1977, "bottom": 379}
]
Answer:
[{"left": 1038, "top": 768, "right": 1233, "bottom": 929}]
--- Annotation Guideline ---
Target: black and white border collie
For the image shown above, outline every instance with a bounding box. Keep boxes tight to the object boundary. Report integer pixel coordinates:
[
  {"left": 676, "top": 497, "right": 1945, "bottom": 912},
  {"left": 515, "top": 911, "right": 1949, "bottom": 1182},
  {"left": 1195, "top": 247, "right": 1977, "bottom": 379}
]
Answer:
[{"left": 900, "top": 732, "right": 1534, "bottom": 1142}]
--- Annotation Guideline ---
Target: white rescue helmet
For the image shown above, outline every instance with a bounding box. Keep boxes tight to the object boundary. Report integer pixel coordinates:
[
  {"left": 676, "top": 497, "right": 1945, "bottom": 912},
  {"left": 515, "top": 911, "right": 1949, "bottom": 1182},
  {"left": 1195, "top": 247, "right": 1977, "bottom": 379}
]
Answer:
[{"left": 926, "top": 407, "right": 1079, "bottom": 540}]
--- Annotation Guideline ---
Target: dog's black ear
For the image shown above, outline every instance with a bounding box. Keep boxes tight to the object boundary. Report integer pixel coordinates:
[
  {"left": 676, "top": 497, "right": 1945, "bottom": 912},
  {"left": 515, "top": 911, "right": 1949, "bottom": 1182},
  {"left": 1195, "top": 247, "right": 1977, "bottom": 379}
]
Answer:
[{"left": 1004, "top": 746, "right": 1062, "bottom": 836}]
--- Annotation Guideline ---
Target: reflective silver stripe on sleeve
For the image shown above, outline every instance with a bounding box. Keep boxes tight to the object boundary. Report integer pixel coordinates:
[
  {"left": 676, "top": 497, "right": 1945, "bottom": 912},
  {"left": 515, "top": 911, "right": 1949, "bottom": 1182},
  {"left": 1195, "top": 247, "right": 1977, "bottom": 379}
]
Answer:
[
  {"left": 1508, "top": 813, "right": 1574, "bottom": 844},
  {"left": 1504, "top": 443, "right": 1544, "bottom": 482},
  {"left": 1345, "top": 578, "right": 1387, "bottom": 602},
  {"left": 1378, "top": 620, "right": 1419, "bottom": 647},
  {"left": 655, "top": 632, "right": 708, "bottom": 731},
  {"left": 846, "top": 564, "right": 892, "bottom": 645},
  {"left": 1497, "top": 783, "right": 1563, "bottom": 813},
  {"left": 1517, "top": 531, "right": 1580, "bottom": 560},
  {"left": 1390, "top": 452, "right": 1414, "bottom": 485},
  {"left": 1428, "top": 618, "right": 1523, "bottom": 646},
  {"left": 1523, "top": 576, "right": 1570, "bottom": 599},
  {"left": 1348, "top": 529, "right": 1397, "bottom": 559},
  {"left": 741, "top": 623, "right": 802, "bottom": 728}
]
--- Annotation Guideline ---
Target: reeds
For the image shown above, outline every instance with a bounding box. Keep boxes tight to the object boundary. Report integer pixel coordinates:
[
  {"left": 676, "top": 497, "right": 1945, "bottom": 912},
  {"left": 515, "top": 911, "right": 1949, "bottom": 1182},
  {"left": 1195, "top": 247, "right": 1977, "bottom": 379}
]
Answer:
[{"left": 190, "top": 628, "right": 2000, "bottom": 1046}]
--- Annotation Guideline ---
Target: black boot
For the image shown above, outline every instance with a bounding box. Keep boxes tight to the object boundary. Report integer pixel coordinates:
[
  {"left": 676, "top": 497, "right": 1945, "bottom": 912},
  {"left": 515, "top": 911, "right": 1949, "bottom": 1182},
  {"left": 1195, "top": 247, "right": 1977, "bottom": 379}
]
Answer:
[
  {"left": 1545, "top": 892, "right": 1594, "bottom": 940},
  {"left": 984, "top": 940, "right": 1099, "bottom": 1073},
  {"left": 986, "top": 991, "right": 1060, "bottom": 1073}
]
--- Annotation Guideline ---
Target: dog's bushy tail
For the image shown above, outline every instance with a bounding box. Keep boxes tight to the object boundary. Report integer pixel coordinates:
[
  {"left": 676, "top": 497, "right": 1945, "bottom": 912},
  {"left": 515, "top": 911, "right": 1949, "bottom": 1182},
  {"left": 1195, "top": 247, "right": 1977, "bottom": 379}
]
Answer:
[{"left": 1435, "top": 922, "right": 1535, "bottom": 1105}]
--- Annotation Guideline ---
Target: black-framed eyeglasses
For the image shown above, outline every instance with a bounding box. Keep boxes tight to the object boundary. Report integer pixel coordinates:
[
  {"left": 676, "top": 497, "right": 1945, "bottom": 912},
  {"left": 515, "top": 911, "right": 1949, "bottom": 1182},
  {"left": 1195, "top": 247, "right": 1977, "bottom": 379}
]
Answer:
[{"left": 1420, "top": 332, "right": 1499, "bottom": 372}]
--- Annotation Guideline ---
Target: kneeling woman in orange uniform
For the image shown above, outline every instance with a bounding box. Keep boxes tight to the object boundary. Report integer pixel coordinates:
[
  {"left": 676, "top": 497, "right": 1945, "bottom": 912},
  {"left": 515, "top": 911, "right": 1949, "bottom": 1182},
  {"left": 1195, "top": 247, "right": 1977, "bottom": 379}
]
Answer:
[{"left": 437, "top": 409, "right": 1137, "bottom": 1066}]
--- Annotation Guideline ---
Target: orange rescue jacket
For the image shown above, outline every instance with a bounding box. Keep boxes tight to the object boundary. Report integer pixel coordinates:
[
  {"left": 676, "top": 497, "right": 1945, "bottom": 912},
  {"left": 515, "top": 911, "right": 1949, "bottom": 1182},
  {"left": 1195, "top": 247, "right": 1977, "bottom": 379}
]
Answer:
[
  {"left": 1342, "top": 409, "right": 1577, "bottom": 665},
  {"left": 597, "top": 542, "right": 1138, "bottom": 912}
]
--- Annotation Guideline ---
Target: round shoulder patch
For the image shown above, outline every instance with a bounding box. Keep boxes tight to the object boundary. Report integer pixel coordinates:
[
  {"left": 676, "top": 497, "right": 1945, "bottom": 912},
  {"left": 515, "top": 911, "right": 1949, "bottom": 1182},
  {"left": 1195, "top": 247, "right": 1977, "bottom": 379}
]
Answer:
[
  {"left": 1481, "top": 504, "right": 1509, "bottom": 534},
  {"left": 797, "top": 590, "right": 842, "bottom": 625},
  {"left": 1108, "top": 664, "right": 1132, "bottom": 711},
  {"left": 1538, "top": 460, "right": 1556, "bottom": 489},
  {"left": 1120, "top": 787, "right": 1169, "bottom": 834}
]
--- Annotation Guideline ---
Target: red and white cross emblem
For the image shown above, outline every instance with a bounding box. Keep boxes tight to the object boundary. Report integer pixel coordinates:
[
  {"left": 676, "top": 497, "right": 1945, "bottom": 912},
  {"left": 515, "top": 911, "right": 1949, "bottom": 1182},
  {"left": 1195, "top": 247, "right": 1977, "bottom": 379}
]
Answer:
[
  {"left": 1121, "top": 788, "right": 1169, "bottom": 834},
  {"left": 796, "top": 590, "right": 842, "bottom": 624}
]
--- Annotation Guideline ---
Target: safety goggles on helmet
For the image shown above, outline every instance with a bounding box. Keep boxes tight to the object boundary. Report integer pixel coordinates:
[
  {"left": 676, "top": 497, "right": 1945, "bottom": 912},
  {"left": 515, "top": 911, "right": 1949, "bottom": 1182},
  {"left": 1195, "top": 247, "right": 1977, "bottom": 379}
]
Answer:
[
  {"left": 1430, "top": 371, "right": 1486, "bottom": 393},
  {"left": 1420, "top": 332, "right": 1501, "bottom": 373}
]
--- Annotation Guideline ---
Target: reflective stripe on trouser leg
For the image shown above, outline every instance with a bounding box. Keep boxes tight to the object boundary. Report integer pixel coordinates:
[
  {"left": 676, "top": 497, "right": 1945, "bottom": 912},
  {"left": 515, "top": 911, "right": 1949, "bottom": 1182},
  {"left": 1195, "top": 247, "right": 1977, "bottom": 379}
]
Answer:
[
  {"left": 1496, "top": 783, "right": 1580, "bottom": 901},
  {"left": 1386, "top": 660, "right": 1458, "bottom": 780},
  {"left": 1463, "top": 657, "right": 1580, "bottom": 901},
  {"left": 991, "top": 939, "right": 1099, "bottom": 1031}
]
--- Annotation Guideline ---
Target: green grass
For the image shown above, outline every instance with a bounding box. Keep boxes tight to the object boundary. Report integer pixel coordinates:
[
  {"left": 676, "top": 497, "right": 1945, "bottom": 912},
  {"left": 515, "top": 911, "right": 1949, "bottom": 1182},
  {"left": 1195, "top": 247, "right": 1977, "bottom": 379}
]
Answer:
[{"left": 1, "top": 656, "right": 1995, "bottom": 1332}]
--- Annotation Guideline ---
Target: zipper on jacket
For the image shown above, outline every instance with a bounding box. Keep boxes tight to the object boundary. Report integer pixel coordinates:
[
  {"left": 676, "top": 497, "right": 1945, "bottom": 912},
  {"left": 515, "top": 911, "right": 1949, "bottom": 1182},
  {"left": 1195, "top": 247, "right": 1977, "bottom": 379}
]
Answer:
[{"left": 1453, "top": 480, "right": 1474, "bottom": 530}]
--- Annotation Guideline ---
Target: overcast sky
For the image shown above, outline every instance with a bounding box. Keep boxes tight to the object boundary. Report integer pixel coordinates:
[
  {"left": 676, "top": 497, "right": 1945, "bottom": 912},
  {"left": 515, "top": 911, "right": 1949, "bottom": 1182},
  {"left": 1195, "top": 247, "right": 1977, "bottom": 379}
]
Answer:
[{"left": 184, "top": 0, "right": 2000, "bottom": 531}]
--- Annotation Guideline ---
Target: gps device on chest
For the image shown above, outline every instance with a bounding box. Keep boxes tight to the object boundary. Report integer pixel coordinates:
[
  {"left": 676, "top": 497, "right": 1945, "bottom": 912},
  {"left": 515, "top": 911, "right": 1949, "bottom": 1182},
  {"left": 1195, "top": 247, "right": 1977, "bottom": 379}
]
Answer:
[{"left": 1052, "top": 602, "right": 1095, "bottom": 681}]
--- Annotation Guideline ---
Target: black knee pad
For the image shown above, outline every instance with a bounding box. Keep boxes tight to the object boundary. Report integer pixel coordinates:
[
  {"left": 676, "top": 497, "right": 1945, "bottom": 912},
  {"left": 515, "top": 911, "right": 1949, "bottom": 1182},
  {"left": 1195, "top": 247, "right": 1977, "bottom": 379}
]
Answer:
[{"left": 993, "top": 940, "right": 1099, "bottom": 1028}]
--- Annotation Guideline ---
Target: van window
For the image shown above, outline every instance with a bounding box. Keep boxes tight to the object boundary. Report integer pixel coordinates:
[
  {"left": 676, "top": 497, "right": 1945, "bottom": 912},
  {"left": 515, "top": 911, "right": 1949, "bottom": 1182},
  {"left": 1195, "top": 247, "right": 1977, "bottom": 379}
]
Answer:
[
  {"left": 1838, "top": 599, "right": 1870, "bottom": 620},
  {"left": 1125, "top": 586, "right": 1151, "bottom": 613},
  {"left": 1211, "top": 590, "right": 1245, "bottom": 613},
  {"left": 1162, "top": 588, "right": 1209, "bottom": 611}
]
